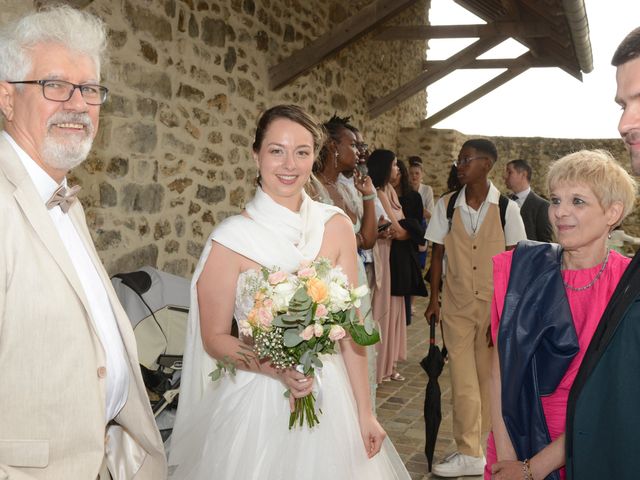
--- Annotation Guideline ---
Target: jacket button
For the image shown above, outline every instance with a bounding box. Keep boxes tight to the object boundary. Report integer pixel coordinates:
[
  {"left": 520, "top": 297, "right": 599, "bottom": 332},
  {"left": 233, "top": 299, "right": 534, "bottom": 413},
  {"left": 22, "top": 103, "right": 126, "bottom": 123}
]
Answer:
[
  {"left": 472, "top": 266, "right": 477, "bottom": 270},
  {"left": 473, "top": 245, "right": 477, "bottom": 249},
  {"left": 97, "top": 366, "right": 107, "bottom": 378},
  {"left": 475, "top": 291, "right": 479, "bottom": 295}
]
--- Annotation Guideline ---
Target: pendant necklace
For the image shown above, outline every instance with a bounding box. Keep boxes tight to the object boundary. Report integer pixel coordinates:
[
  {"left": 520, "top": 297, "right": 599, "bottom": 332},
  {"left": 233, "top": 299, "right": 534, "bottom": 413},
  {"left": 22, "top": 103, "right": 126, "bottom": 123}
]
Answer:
[
  {"left": 562, "top": 249, "right": 610, "bottom": 292},
  {"left": 467, "top": 200, "right": 487, "bottom": 237}
]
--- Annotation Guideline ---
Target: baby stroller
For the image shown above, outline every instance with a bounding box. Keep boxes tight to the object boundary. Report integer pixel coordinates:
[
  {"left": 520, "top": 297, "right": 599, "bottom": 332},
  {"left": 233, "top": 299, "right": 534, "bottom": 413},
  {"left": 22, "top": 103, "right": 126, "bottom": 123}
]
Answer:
[{"left": 111, "top": 266, "right": 190, "bottom": 442}]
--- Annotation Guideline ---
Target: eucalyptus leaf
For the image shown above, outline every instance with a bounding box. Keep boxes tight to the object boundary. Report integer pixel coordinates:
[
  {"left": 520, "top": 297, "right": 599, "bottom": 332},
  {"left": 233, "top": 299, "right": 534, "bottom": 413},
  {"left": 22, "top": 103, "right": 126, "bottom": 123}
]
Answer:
[
  {"left": 348, "top": 323, "right": 380, "bottom": 346},
  {"left": 283, "top": 328, "right": 304, "bottom": 347}
]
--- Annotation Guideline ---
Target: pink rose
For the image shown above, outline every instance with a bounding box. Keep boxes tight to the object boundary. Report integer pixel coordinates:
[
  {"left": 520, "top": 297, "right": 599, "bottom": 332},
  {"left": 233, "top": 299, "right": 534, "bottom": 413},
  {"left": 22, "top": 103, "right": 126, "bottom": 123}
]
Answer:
[
  {"left": 315, "top": 303, "right": 328, "bottom": 318},
  {"left": 314, "top": 323, "right": 323, "bottom": 337},
  {"left": 299, "top": 259, "right": 312, "bottom": 269},
  {"left": 257, "top": 308, "right": 273, "bottom": 329},
  {"left": 268, "top": 271, "right": 288, "bottom": 285},
  {"left": 328, "top": 325, "right": 346, "bottom": 341},
  {"left": 300, "top": 325, "right": 315, "bottom": 341},
  {"left": 262, "top": 298, "right": 273, "bottom": 309},
  {"left": 297, "top": 267, "right": 316, "bottom": 279}
]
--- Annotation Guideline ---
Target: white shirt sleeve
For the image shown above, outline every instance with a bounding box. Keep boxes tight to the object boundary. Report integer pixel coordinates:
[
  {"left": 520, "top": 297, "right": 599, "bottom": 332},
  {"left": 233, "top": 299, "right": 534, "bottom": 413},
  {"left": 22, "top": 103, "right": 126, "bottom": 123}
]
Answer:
[
  {"left": 425, "top": 196, "right": 449, "bottom": 245},
  {"left": 504, "top": 198, "right": 527, "bottom": 246}
]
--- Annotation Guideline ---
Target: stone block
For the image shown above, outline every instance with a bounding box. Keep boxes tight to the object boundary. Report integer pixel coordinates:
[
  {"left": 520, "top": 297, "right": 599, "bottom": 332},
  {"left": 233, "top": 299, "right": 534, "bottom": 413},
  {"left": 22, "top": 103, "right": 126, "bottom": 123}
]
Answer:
[
  {"left": 94, "top": 229, "right": 122, "bottom": 251},
  {"left": 185, "top": 120, "right": 201, "bottom": 139},
  {"left": 137, "top": 97, "right": 158, "bottom": 118},
  {"left": 163, "top": 258, "right": 189, "bottom": 277},
  {"left": 165, "top": 239, "right": 180, "bottom": 253},
  {"left": 188, "top": 13, "right": 199, "bottom": 37},
  {"left": 229, "top": 186, "right": 245, "bottom": 208},
  {"left": 122, "top": 183, "right": 165, "bottom": 213},
  {"left": 196, "top": 184, "right": 225, "bottom": 205},
  {"left": 140, "top": 40, "right": 158, "bottom": 64},
  {"left": 200, "top": 147, "right": 225, "bottom": 166},
  {"left": 168, "top": 177, "right": 193, "bottom": 194},
  {"left": 103, "top": 93, "right": 134, "bottom": 117},
  {"left": 224, "top": 47, "right": 237, "bottom": 73},
  {"left": 208, "top": 94, "right": 228, "bottom": 113},
  {"left": 154, "top": 220, "right": 172, "bottom": 240},
  {"left": 177, "top": 83, "right": 205, "bottom": 103},
  {"left": 175, "top": 214, "right": 186, "bottom": 237},
  {"left": 108, "top": 29, "right": 127, "bottom": 49},
  {"left": 107, "top": 156, "right": 129, "bottom": 178},
  {"left": 202, "top": 17, "right": 226, "bottom": 47},
  {"left": 122, "top": 63, "right": 172, "bottom": 99},
  {"left": 113, "top": 123, "right": 157, "bottom": 154},
  {"left": 187, "top": 240, "right": 204, "bottom": 259},
  {"left": 237, "top": 78, "right": 255, "bottom": 101},
  {"left": 124, "top": 0, "right": 172, "bottom": 42},
  {"left": 162, "top": 133, "right": 195, "bottom": 155},
  {"left": 99, "top": 182, "right": 117, "bottom": 207},
  {"left": 109, "top": 244, "right": 159, "bottom": 274}
]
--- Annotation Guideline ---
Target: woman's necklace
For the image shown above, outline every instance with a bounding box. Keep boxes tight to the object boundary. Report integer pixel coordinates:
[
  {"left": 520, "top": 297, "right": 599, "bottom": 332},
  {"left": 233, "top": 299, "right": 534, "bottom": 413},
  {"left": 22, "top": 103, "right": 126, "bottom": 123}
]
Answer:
[
  {"left": 467, "top": 200, "right": 487, "bottom": 236},
  {"left": 562, "top": 249, "right": 610, "bottom": 292}
]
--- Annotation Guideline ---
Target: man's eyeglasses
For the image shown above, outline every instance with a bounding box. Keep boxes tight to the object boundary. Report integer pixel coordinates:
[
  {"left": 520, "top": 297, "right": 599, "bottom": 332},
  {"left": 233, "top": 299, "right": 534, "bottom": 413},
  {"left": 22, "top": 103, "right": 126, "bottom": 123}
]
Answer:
[
  {"left": 8, "top": 79, "right": 109, "bottom": 106},
  {"left": 356, "top": 142, "right": 369, "bottom": 151},
  {"left": 453, "top": 155, "right": 488, "bottom": 168}
]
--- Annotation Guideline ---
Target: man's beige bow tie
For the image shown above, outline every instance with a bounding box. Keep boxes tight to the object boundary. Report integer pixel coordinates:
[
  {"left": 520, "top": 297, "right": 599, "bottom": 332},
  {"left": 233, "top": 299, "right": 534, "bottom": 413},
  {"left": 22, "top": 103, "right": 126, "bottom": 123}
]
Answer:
[{"left": 45, "top": 184, "right": 81, "bottom": 213}]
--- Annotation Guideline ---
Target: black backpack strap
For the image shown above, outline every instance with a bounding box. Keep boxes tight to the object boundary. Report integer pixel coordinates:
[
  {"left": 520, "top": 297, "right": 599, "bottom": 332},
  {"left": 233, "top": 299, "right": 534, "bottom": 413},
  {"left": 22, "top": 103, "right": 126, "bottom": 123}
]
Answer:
[
  {"left": 498, "top": 193, "right": 509, "bottom": 230},
  {"left": 446, "top": 189, "right": 461, "bottom": 232}
]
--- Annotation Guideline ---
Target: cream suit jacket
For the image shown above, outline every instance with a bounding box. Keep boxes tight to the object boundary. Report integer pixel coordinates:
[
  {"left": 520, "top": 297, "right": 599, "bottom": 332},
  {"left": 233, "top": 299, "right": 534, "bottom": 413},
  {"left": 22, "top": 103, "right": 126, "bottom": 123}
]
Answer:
[{"left": 0, "top": 135, "right": 167, "bottom": 479}]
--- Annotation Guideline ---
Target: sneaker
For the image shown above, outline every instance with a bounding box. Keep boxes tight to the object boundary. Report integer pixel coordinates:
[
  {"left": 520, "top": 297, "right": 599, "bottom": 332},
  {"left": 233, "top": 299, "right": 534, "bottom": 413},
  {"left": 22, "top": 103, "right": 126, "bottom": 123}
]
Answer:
[{"left": 431, "top": 452, "right": 485, "bottom": 477}]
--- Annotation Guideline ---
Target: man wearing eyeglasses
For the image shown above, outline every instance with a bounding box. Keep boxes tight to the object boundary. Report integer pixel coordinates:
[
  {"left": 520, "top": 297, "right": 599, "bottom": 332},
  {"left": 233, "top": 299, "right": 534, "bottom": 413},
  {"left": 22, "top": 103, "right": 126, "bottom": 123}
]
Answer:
[
  {"left": 0, "top": 6, "right": 166, "bottom": 479},
  {"left": 424, "top": 139, "right": 526, "bottom": 477}
]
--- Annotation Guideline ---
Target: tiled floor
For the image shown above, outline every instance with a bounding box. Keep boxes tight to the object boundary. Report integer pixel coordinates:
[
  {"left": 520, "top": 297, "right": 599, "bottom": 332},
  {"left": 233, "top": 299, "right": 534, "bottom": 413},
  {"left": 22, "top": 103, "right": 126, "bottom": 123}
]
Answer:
[{"left": 375, "top": 296, "right": 483, "bottom": 480}]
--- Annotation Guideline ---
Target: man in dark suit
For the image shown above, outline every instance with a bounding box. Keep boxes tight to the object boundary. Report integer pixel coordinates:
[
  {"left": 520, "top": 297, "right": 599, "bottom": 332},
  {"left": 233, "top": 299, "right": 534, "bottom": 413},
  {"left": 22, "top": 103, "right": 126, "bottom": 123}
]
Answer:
[
  {"left": 504, "top": 159, "right": 553, "bottom": 242},
  {"left": 565, "top": 26, "right": 640, "bottom": 479}
]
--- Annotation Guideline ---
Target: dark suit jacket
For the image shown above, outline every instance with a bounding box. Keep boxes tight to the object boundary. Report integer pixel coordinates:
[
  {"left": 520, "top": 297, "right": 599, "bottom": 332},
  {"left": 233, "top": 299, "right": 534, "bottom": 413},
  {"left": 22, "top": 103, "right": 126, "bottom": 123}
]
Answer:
[
  {"left": 519, "top": 190, "right": 553, "bottom": 242},
  {"left": 565, "top": 253, "right": 640, "bottom": 479}
]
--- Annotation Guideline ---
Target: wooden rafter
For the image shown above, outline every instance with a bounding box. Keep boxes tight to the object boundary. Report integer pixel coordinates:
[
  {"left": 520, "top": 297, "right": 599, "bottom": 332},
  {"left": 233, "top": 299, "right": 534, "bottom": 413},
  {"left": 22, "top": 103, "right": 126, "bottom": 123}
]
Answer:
[
  {"left": 268, "top": 0, "right": 420, "bottom": 90},
  {"left": 374, "top": 22, "right": 550, "bottom": 41},
  {"left": 368, "top": 35, "right": 506, "bottom": 118},
  {"left": 421, "top": 53, "right": 532, "bottom": 127},
  {"left": 423, "top": 57, "right": 555, "bottom": 69}
]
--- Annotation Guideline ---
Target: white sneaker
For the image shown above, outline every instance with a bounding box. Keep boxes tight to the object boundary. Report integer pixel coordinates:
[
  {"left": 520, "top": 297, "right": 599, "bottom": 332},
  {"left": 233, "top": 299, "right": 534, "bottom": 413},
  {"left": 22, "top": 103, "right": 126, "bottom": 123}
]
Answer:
[{"left": 432, "top": 452, "right": 485, "bottom": 477}]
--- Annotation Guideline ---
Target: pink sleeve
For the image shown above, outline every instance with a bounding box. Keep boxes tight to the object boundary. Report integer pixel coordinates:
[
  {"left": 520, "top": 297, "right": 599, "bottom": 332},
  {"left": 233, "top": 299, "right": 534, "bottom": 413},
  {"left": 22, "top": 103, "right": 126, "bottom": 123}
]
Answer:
[{"left": 491, "top": 250, "right": 514, "bottom": 343}]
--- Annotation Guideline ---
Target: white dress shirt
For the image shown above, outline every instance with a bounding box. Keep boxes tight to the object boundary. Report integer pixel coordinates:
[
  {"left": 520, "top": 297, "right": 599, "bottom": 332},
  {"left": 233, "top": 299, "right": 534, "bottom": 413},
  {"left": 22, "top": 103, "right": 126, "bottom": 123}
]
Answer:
[
  {"left": 4, "top": 131, "right": 129, "bottom": 422},
  {"left": 426, "top": 181, "right": 527, "bottom": 247},
  {"left": 512, "top": 186, "right": 531, "bottom": 208}
]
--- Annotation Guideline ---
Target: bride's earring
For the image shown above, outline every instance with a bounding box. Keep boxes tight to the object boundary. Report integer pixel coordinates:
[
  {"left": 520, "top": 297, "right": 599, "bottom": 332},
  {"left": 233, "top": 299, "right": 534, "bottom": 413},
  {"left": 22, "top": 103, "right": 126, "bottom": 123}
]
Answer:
[{"left": 334, "top": 151, "right": 339, "bottom": 169}]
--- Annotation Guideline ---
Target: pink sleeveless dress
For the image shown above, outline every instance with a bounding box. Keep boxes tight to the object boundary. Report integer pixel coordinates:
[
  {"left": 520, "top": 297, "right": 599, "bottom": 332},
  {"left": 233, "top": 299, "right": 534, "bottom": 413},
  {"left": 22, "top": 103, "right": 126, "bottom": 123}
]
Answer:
[{"left": 485, "top": 249, "right": 630, "bottom": 479}]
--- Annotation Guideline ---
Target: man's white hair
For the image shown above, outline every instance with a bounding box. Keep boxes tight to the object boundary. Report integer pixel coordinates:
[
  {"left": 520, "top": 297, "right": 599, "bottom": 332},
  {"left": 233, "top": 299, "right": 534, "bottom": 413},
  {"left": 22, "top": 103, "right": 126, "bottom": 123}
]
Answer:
[{"left": 0, "top": 5, "right": 108, "bottom": 81}]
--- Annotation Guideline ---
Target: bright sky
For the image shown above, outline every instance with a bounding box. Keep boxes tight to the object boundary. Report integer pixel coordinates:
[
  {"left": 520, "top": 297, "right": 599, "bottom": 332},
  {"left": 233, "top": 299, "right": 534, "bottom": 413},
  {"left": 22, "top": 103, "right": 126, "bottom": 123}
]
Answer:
[{"left": 426, "top": 0, "right": 640, "bottom": 139}]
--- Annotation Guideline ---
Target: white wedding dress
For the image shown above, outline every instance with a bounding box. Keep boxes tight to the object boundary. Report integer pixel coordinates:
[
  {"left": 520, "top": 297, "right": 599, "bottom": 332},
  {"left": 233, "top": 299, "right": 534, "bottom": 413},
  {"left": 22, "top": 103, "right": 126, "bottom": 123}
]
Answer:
[{"left": 168, "top": 188, "right": 410, "bottom": 480}]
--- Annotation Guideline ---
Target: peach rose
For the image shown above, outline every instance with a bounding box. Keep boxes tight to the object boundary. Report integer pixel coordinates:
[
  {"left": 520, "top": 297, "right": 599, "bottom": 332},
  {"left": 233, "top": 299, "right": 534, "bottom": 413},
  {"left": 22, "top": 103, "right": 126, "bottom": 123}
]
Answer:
[
  {"left": 306, "top": 277, "right": 328, "bottom": 303},
  {"left": 257, "top": 308, "right": 273, "bottom": 329}
]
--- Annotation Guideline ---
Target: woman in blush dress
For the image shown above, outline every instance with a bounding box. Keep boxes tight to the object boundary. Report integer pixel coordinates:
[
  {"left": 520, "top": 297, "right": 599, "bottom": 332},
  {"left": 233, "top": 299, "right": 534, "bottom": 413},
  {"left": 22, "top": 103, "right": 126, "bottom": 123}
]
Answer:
[
  {"left": 367, "top": 149, "right": 410, "bottom": 383},
  {"left": 168, "top": 105, "right": 410, "bottom": 480},
  {"left": 487, "top": 150, "right": 637, "bottom": 480}
]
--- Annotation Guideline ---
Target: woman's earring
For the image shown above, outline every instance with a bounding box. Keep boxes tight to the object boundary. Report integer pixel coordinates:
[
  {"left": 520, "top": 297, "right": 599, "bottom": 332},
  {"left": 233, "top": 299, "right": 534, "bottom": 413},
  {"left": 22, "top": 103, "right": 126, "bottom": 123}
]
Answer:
[
  {"left": 334, "top": 151, "right": 339, "bottom": 169},
  {"left": 608, "top": 231, "right": 612, "bottom": 240}
]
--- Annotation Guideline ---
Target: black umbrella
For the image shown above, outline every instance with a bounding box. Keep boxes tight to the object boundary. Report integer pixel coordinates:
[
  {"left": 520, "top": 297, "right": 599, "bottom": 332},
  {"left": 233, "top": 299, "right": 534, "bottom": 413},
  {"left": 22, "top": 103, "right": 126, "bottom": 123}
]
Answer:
[{"left": 420, "top": 314, "right": 444, "bottom": 472}]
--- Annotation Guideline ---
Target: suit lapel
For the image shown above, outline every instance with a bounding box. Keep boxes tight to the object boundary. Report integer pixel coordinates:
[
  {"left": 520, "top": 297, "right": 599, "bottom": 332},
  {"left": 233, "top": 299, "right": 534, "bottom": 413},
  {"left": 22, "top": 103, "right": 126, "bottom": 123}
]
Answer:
[{"left": 0, "top": 137, "right": 98, "bottom": 337}]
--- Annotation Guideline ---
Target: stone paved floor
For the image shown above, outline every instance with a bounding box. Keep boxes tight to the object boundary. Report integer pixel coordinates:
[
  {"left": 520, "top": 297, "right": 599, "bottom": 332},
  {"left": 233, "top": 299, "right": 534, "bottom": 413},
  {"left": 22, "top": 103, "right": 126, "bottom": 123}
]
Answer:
[{"left": 375, "top": 296, "right": 483, "bottom": 480}]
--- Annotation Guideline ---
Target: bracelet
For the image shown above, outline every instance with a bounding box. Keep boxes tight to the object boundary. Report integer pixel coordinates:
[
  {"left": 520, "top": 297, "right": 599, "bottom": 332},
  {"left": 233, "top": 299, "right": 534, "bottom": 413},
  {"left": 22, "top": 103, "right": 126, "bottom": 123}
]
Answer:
[
  {"left": 362, "top": 193, "right": 376, "bottom": 201},
  {"left": 522, "top": 459, "right": 533, "bottom": 480}
]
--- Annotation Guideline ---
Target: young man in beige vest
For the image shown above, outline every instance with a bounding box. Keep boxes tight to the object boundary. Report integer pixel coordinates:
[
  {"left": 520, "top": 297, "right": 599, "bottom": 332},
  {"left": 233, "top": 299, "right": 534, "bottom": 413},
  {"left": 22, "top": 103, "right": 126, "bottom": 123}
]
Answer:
[{"left": 424, "top": 139, "right": 526, "bottom": 477}]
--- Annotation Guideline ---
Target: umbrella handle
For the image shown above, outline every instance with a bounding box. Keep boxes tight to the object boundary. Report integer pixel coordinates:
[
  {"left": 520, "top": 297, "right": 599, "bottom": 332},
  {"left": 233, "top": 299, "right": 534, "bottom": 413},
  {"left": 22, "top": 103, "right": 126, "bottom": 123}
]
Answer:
[{"left": 429, "top": 314, "right": 436, "bottom": 344}]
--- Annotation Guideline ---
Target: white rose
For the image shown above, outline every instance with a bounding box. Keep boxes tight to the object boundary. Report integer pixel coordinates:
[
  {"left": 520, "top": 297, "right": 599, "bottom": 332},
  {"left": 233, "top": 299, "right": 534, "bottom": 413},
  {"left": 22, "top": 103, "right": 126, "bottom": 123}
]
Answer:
[
  {"left": 272, "top": 280, "right": 298, "bottom": 311},
  {"left": 328, "top": 282, "right": 351, "bottom": 312}
]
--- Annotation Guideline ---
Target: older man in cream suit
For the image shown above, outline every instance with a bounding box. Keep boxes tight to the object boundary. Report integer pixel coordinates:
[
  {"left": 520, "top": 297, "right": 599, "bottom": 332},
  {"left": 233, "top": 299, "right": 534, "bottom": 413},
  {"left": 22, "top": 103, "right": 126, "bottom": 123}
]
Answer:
[{"left": 0, "top": 6, "right": 166, "bottom": 479}]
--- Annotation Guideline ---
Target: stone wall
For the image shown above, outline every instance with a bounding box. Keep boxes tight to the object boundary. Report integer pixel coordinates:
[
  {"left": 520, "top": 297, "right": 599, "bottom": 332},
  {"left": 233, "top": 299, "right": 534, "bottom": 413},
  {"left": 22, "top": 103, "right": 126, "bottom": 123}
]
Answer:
[
  {"left": 2, "top": 0, "right": 429, "bottom": 277},
  {"left": 398, "top": 127, "right": 640, "bottom": 236}
]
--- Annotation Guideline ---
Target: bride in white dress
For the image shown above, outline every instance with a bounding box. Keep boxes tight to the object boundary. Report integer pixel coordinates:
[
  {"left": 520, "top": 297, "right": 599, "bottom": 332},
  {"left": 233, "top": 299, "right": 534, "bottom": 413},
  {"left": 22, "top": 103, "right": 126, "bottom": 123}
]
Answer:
[{"left": 168, "top": 105, "right": 410, "bottom": 479}]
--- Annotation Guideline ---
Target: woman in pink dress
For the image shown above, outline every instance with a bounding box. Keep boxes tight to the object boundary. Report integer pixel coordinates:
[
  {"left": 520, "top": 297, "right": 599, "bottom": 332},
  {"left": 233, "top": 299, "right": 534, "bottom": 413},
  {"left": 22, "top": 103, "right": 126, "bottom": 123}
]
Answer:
[
  {"left": 367, "top": 149, "right": 410, "bottom": 383},
  {"left": 487, "top": 150, "right": 637, "bottom": 480}
]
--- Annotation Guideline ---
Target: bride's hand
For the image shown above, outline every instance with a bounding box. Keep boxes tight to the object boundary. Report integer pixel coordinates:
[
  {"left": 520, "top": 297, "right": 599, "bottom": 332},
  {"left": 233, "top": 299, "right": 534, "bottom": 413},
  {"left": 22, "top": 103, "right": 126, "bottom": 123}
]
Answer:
[
  {"left": 358, "top": 412, "right": 386, "bottom": 458},
  {"left": 277, "top": 368, "right": 314, "bottom": 412}
]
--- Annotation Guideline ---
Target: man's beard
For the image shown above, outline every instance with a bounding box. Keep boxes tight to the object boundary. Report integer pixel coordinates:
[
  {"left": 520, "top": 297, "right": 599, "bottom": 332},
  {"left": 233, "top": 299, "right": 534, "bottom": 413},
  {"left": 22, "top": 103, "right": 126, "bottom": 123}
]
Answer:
[{"left": 42, "top": 112, "right": 95, "bottom": 171}]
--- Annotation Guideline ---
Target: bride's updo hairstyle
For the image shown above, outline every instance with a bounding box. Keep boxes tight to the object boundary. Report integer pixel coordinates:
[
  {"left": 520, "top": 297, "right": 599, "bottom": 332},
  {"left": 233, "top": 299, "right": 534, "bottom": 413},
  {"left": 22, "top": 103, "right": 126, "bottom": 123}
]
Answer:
[{"left": 252, "top": 104, "right": 326, "bottom": 158}]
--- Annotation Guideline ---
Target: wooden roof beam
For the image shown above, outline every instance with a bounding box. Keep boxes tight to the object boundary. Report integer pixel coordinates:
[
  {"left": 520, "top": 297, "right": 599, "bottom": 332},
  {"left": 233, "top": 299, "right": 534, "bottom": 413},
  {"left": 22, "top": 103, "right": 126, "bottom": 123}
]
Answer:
[
  {"left": 421, "top": 55, "right": 532, "bottom": 127},
  {"left": 374, "top": 22, "right": 550, "bottom": 41},
  {"left": 368, "top": 35, "right": 506, "bottom": 118},
  {"left": 268, "top": 0, "right": 420, "bottom": 90},
  {"left": 422, "top": 57, "right": 554, "bottom": 70}
]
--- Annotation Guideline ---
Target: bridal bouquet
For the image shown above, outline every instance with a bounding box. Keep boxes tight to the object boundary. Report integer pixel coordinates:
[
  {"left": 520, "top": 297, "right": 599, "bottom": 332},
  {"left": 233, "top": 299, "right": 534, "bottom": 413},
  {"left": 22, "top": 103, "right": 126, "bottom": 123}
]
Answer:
[{"left": 211, "top": 257, "right": 379, "bottom": 429}]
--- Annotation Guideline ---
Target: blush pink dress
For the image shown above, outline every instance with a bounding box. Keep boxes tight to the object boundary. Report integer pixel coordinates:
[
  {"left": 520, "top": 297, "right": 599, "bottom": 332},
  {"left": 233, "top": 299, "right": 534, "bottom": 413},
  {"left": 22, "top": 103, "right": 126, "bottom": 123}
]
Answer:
[{"left": 485, "top": 249, "right": 630, "bottom": 480}]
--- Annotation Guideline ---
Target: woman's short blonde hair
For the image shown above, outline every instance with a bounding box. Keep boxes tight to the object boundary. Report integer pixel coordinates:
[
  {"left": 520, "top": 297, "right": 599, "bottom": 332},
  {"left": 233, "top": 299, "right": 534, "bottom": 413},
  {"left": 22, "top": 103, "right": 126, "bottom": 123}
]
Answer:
[{"left": 547, "top": 149, "right": 637, "bottom": 225}]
